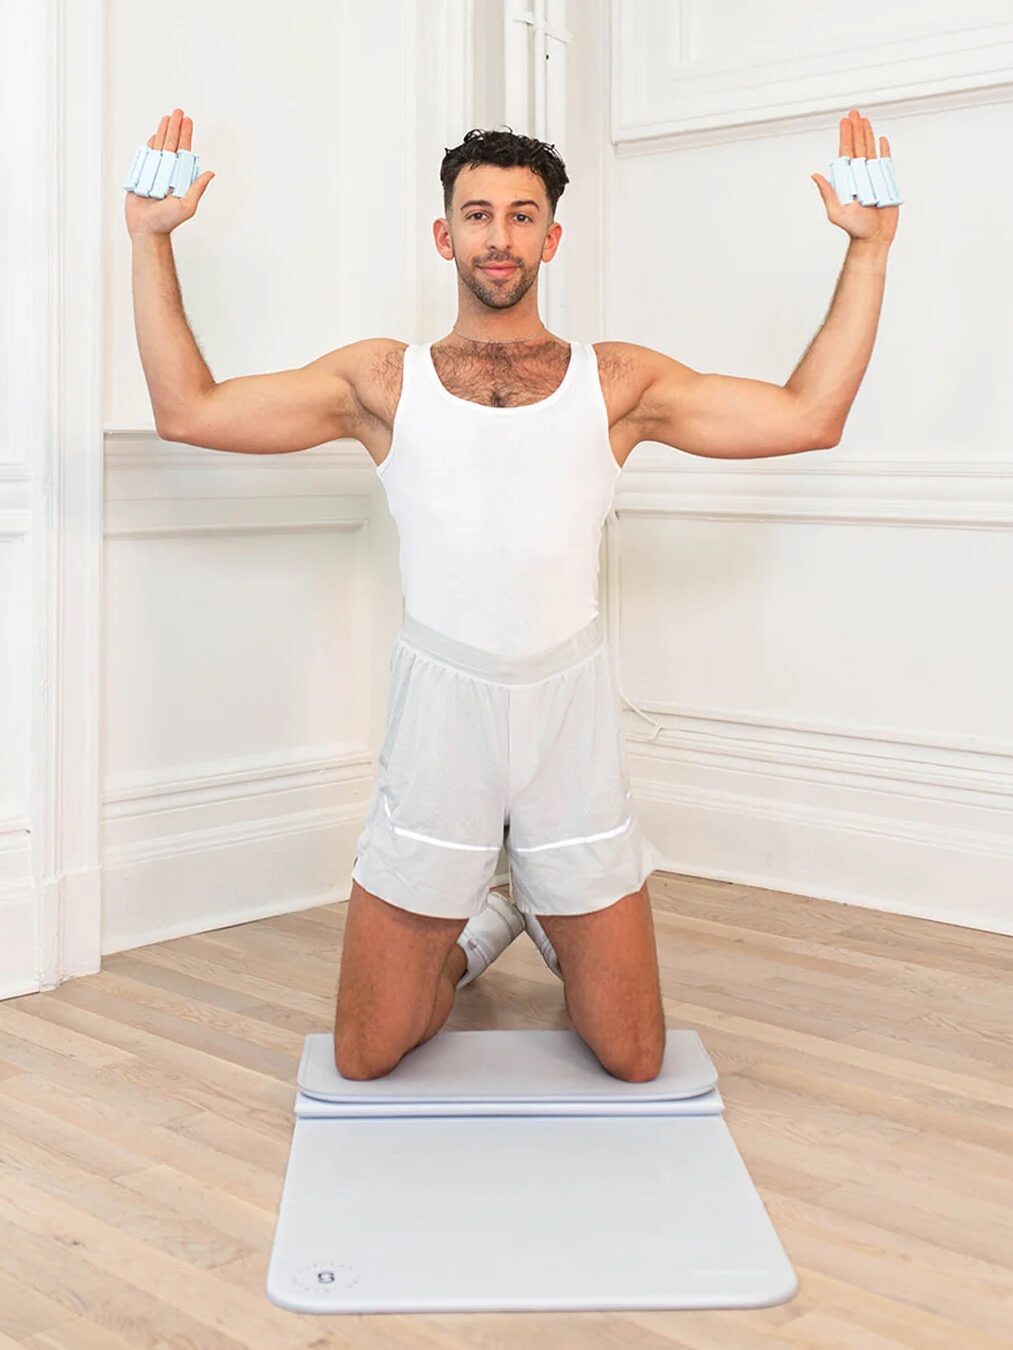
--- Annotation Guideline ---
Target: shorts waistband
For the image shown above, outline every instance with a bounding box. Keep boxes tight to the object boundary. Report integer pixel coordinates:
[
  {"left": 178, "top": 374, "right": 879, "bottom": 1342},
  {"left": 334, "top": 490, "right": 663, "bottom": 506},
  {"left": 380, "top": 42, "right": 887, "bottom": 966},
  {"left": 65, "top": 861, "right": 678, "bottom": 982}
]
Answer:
[{"left": 396, "top": 611, "right": 606, "bottom": 682}]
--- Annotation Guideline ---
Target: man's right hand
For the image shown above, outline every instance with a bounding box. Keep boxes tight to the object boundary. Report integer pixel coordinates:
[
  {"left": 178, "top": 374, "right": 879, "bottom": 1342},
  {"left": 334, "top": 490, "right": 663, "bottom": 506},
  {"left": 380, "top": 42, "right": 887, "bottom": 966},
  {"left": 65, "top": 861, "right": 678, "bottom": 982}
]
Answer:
[{"left": 125, "top": 107, "right": 215, "bottom": 237}]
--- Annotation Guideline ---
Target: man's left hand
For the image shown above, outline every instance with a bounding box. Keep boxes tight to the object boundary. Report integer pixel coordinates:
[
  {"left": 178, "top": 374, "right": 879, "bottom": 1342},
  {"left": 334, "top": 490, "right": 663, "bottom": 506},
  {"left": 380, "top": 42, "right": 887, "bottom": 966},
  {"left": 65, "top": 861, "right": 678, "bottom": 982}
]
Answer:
[{"left": 811, "top": 108, "right": 899, "bottom": 247}]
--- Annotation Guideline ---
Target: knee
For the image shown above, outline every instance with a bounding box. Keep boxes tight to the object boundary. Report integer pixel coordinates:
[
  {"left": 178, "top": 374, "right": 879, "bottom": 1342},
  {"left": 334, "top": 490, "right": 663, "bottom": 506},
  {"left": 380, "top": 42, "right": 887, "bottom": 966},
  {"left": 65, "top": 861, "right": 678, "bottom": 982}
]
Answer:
[
  {"left": 612, "top": 1059, "right": 662, "bottom": 1083},
  {"left": 607, "top": 1040, "right": 665, "bottom": 1083},
  {"left": 333, "top": 1035, "right": 397, "bottom": 1082}
]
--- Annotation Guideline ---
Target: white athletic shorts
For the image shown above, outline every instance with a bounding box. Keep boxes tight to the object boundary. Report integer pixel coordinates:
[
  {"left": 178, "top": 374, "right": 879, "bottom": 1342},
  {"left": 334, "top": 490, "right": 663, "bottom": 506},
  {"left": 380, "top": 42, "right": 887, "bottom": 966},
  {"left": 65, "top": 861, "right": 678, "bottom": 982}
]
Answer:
[{"left": 350, "top": 610, "right": 665, "bottom": 920}]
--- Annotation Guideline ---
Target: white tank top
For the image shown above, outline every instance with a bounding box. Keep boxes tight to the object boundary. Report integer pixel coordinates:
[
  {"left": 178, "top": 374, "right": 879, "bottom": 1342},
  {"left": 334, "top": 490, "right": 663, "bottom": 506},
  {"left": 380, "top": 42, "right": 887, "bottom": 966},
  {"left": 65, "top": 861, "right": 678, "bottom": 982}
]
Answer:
[{"left": 374, "top": 340, "right": 622, "bottom": 658}]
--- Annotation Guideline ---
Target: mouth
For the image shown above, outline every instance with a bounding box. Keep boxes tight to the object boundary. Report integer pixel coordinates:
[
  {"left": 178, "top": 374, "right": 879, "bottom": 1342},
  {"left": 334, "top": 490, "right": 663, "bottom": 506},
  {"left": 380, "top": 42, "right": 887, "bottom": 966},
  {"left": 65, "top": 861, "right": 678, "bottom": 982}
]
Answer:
[{"left": 480, "top": 265, "right": 516, "bottom": 278}]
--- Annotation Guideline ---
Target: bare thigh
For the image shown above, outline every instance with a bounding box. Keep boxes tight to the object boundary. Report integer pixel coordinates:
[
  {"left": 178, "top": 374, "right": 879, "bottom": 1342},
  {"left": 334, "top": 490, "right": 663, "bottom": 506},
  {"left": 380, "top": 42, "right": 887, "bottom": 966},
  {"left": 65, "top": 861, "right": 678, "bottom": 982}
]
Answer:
[
  {"left": 534, "top": 881, "right": 666, "bottom": 1079},
  {"left": 334, "top": 879, "right": 468, "bottom": 1078}
]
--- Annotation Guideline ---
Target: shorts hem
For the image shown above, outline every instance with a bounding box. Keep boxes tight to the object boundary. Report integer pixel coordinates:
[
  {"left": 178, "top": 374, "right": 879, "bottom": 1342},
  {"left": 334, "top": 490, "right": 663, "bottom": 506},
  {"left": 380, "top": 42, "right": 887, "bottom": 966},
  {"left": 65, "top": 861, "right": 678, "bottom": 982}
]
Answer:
[
  {"left": 510, "top": 832, "right": 664, "bottom": 918},
  {"left": 351, "top": 857, "right": 489, "bottom": 921}
]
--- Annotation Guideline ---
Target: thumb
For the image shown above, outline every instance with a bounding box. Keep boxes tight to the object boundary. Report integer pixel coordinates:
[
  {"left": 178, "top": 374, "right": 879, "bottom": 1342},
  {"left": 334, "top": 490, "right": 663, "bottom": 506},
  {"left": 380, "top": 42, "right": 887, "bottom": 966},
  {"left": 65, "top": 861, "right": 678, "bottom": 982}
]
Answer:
[{"left": 187, "top": 170, "right": 215, "bottom": 203}]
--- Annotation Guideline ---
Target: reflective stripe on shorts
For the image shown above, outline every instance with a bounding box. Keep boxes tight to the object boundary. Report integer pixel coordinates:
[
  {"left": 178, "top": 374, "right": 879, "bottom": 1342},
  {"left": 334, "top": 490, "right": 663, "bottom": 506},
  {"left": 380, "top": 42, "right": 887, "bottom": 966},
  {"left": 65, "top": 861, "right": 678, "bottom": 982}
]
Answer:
[{"left": 351, "top": 611, "right": 664, "bottom": 919}]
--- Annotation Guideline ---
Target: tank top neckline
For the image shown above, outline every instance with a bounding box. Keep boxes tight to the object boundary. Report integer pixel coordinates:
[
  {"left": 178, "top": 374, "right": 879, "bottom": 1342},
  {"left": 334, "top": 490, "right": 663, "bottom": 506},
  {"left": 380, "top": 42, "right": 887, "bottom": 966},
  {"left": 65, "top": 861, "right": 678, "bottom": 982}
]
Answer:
[{"left": 421, "top": 340, "right": 580, "bottom": 415}]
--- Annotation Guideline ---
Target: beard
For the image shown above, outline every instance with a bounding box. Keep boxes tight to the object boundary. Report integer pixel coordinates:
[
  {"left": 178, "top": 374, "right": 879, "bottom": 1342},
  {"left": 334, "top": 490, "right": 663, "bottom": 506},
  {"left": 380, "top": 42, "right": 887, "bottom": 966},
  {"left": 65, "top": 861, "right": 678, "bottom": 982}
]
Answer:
[{"left": 457, "top": 257, "right": 538, "bottom": 309}]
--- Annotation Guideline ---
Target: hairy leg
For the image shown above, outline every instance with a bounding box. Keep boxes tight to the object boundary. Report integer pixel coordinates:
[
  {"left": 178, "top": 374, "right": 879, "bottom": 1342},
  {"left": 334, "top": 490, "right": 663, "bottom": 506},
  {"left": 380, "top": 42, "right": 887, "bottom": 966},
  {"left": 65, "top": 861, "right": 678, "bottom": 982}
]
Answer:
[
  {"left": 334, "top": 879, "right": 469, "bottom": 1080},
  {"left": 534, "top": 881, "right": 665, "bottom": 1081}
]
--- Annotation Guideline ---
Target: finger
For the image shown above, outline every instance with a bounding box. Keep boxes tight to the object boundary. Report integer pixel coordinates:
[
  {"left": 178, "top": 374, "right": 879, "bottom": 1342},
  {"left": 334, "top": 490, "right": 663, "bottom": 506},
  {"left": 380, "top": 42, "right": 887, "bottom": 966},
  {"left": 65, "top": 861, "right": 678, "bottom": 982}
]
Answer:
[
  {"left": 153, "top": 114, "right": 169, "bottom": 152},
  {"left": 190, "top": 170, "right": 214, "bottom": 200},
  {"left": 849, "top": 108, "right": 869, "bottom": 159},
  {"left": 842, "top": 114, "right": 859, "bottom": 157},
  {"left": 862, "top": 115, "right": 875, "bottom": 158},
  {"left": 179, "top": 115, "right": 193, "bottom": 152},
  {"left": 848, "top": 108, "right": 863, "bottom": 157},
  {"left": 852, "top": 108, "right": 872, "bottom": 159},
  {"left": 819, "top": 174, "right": 840, "bottom": 210},
  {"left": 165, "top": 107, "right": 183, "bottom": 155}
]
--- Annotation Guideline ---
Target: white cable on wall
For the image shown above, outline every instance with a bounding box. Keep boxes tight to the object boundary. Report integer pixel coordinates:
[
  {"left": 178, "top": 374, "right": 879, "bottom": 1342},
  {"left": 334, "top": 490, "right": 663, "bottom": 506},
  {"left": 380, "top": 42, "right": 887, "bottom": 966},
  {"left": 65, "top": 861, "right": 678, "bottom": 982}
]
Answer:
[
  {"left": 605, "top": 506, "right": 664, "bottom": 745},
  {"left": 510, "top": 1, "right": 662, "bottom": 747}
]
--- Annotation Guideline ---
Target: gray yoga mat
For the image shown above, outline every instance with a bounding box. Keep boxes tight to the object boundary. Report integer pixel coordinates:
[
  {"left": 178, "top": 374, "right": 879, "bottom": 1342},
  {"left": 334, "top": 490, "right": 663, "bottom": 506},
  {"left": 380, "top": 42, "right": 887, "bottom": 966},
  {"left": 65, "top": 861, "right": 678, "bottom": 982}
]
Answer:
[{"left": 266, "top": 1027, "right": 798, "bottom": 1314}]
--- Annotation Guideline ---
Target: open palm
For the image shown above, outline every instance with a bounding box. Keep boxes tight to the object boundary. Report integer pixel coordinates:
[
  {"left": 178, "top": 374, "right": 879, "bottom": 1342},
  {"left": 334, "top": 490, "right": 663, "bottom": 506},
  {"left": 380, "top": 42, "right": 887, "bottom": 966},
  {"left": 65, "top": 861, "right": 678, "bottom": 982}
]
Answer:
[
  {"left": 812, "top": 108, "right": 898, "bottom": 246},
  {"left": 124, "top": 107, "right": 214, "bottom": 236}
]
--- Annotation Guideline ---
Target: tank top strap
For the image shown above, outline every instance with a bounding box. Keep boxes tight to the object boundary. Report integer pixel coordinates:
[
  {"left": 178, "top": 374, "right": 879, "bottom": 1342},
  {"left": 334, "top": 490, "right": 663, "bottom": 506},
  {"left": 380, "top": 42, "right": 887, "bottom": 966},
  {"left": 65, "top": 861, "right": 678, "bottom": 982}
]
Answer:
[
  {"left": 396, "top": 340, "right": 429, "bottom": 413},
  {"left": 576, "top": 338, "right": 600, "bottom": 393},
  {"left": 402, "top": 341, "right": 423, "bottom": 382},
  {"left": 575, "top": 339, "right": 611, "bottom": 430}
]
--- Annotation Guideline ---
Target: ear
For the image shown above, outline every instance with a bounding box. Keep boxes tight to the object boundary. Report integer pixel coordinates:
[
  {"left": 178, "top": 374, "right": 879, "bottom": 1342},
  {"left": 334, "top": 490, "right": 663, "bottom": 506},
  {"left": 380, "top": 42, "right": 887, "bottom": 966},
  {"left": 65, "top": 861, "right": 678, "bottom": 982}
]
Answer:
[
  {"left": 542, "top": 219, "right": 563, "bottom": 260},
  {"left": 432, "top": 217, "right": 455, "bottom": 261}
]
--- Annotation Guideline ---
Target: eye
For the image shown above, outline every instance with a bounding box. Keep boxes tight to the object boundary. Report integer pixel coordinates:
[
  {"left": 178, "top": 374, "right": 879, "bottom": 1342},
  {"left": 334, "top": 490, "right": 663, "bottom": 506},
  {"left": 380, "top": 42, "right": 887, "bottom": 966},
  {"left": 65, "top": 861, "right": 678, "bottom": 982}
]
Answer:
[{"left": 466, "top": 213, "right": 532, "bottom": 222}]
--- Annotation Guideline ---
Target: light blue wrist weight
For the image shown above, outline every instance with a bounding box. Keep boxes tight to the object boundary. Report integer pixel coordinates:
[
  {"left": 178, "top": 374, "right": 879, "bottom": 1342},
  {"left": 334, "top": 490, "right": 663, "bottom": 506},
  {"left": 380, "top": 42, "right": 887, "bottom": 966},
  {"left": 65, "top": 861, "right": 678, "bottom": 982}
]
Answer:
[
  {"left": 828, "top": 154, "right": 902, "bottom": 207},
  {"left": 123, "top": 143, "right": 201, "bottom": 198}
]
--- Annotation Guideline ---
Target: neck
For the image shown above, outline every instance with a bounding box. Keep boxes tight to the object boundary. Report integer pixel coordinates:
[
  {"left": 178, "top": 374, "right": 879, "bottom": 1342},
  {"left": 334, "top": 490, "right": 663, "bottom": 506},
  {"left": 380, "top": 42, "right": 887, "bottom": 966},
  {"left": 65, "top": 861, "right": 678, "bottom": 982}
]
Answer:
[
  {"left": 451, "top": 286, "right": 548, "bottom": 346},
  {"left": 450, "top": 324, "right": 551, "bottom": 346}
]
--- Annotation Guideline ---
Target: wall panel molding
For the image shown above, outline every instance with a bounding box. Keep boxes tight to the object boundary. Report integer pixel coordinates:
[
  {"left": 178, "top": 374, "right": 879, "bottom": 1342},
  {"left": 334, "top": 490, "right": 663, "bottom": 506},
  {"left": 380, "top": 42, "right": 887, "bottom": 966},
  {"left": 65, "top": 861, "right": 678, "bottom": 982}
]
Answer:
[
  {"left": 104, "top": 744, "right": 373, "bottom": 818},
  {"left": 617, "top": 454, "right": 1013, "bottom": 529},
  {"left": 630, "top": 770, "right": 1012, "bottom": 935},
  {"left": 611, "top": 0, "right": 1013, "bottom": 145},
  {"left": 618, "top": 703, "right": 1013, "bottom": 791}
]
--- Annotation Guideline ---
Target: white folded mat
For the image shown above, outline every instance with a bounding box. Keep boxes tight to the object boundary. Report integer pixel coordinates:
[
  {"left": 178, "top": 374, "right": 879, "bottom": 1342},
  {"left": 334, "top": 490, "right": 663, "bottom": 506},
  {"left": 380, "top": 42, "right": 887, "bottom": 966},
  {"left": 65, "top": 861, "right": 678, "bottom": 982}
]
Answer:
[{"left": 266, "top": 1028, "right": 798, "bottom": 1314}]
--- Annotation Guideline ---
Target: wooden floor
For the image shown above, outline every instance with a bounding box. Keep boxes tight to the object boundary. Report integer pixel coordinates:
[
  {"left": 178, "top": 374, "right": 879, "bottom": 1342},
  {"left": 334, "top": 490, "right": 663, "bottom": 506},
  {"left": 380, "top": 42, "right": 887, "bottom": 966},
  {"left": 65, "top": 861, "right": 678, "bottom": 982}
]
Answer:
[{"left": 0, "top": 870, "right": 1011, "bottom": 1348}]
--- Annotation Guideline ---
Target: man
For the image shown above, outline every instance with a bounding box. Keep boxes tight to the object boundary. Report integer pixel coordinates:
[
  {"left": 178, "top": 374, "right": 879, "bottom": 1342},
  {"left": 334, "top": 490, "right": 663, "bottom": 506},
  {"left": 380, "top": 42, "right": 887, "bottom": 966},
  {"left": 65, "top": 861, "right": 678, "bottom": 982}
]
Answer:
[{"left": 128, "top": 108, "right": 895, "bottom": 1085}]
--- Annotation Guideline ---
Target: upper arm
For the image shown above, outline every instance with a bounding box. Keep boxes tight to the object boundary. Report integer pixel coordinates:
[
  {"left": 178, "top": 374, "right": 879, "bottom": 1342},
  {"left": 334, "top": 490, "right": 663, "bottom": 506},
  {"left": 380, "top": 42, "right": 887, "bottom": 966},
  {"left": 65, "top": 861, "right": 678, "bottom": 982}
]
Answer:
[
  {"left": 160, "top": 338, "right": 384, "bottom": 454},
  {"left": 626, "top": 343, "right": 837, "bottom": 459}
]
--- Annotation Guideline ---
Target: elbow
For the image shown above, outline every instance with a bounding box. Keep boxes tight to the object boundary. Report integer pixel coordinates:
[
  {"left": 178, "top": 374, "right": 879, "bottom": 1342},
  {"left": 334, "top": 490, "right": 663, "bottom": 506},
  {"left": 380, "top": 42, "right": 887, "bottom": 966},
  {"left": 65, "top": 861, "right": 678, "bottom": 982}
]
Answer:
[
  {"left": 156, "top": 388, "right": 216, "bottom": 447},
  {"left": 156, "top": 417, "right": 190, "bottom": 444},
  {"left": 815, "top": 422, "right": 842, "bottom": 450}
]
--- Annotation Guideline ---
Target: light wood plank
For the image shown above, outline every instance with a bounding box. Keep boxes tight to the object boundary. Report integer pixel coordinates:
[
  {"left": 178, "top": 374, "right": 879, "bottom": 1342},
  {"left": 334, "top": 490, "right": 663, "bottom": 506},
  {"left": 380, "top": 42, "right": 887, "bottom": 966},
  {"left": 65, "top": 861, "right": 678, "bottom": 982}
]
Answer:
[{"left": 0, "top": 870, "right": 1008, "bottom": 1346}]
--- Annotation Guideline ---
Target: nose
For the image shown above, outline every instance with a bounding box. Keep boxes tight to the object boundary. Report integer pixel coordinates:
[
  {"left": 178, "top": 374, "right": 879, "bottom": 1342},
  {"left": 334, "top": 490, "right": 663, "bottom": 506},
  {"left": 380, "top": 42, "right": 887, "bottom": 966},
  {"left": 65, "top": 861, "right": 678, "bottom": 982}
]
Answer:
[{"left": 486, "top": 225, "right": 512, "bottom": 253}]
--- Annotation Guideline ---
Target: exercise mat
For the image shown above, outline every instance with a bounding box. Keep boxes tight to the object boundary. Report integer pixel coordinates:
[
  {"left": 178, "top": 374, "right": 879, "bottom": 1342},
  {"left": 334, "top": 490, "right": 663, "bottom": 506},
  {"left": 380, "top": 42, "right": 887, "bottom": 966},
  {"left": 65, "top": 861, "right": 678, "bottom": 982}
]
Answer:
[{"left": 266, "top": 1027, "right": 798, "bottom": 1314}]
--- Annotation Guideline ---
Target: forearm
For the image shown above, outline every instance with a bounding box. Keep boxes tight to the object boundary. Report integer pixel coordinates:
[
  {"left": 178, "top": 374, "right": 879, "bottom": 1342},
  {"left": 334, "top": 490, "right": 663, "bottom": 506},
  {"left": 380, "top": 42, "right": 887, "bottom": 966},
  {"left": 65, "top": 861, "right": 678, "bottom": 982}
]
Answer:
[
  {"left": 785, "top": 238, "right": 890, "bottom": 439},
  {"left": 130, "top": 232, "right": 214, "bottom": 431}
]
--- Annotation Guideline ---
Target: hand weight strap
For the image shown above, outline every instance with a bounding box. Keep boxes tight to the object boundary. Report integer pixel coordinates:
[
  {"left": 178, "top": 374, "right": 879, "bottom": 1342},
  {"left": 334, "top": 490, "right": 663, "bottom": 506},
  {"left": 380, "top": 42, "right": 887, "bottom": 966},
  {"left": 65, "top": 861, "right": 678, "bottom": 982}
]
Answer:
[
  {"left": 828, "top": 154, "right": 902, "bottom": 207},
  {"left": 123, "top": 144, "right": 201, "bottom": 198}
]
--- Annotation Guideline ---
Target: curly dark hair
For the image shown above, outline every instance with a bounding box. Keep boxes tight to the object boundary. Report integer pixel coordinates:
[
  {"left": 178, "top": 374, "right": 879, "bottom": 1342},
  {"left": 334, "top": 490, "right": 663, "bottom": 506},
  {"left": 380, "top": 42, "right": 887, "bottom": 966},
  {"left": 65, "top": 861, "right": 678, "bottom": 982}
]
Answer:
[{"left": 440, "top": 127, "right": 569, "bottom": 223}]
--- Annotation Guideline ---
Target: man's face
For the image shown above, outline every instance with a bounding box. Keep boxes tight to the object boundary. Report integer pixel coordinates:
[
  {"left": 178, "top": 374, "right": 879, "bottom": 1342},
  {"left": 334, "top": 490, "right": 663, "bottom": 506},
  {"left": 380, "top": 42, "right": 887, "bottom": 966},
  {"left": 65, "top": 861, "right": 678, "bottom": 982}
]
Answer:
[{"left": 445, "top": 164, "right": 559, "bottom": 311}]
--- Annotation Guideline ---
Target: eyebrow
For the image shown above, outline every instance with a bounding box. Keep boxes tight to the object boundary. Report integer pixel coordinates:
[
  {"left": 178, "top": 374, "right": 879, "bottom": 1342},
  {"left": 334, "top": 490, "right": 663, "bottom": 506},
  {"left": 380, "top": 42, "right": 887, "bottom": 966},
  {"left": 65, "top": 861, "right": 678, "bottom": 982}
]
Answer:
[{"left": 458, "top": 199, "right": 541, "bottom": 213}]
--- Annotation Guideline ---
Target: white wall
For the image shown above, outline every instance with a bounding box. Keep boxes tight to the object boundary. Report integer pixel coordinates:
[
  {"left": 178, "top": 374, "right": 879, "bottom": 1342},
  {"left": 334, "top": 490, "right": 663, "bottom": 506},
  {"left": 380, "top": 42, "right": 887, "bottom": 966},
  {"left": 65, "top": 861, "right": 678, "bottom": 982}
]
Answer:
[
  {"left": 600, "top": 0, "right": 1013, "bottom": 930},
  {"left": 100, "top": 0, "right": 490, "bottom": 959},
  {"left": 1, "top": 0, "right": 482, "bottom": 996},
  {"left": 1, "top": 0, "right": 69, "bottom": 999},
  {"left": 100, "top": 0, "right": 422, "bottom": 958},
  {"left": 4, "top": 0, "right": 1010, "bottom": 1001}
]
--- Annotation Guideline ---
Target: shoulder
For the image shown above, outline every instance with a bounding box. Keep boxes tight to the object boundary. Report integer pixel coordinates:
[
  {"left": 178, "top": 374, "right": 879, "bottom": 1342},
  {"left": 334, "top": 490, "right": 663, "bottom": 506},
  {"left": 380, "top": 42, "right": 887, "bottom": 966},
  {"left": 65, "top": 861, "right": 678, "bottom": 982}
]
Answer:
[
  {"left": 591, "top": 339, "right": 698, "bottom": 426},
  {"left": 591, "top": 339, "right": 691, "bottom": 384},
  {"left": 342, "top": 338, "right": 409, "bottom": 427},
  {"left": 590, "top": 340, "right": 676, "bottom": 428}
]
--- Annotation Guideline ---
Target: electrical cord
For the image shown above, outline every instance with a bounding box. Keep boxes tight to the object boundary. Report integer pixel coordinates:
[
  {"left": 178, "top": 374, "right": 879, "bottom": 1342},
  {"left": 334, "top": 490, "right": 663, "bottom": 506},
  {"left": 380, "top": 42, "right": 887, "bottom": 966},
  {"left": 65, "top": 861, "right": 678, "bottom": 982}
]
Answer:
[{"left": 605, "top": 506, "right": 664, "bottom": 745}]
